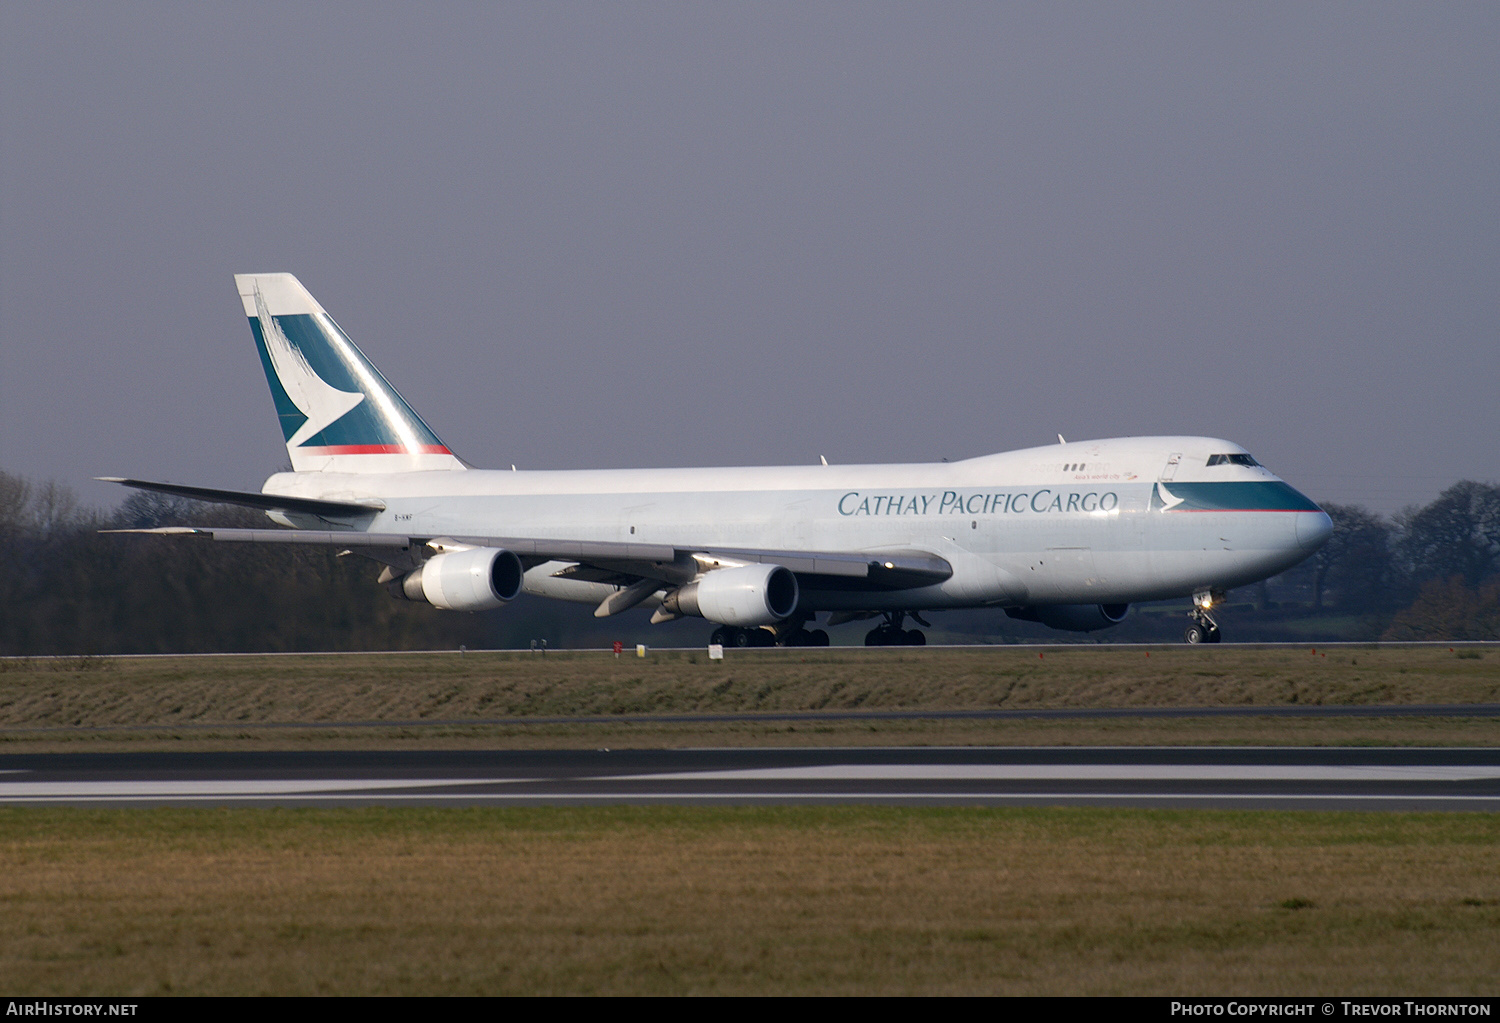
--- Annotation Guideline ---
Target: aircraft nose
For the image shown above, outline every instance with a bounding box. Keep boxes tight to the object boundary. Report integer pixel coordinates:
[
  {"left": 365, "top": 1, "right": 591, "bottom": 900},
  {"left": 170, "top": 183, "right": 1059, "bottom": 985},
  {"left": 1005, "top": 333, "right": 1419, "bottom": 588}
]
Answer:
[{"left": 1296, "top": 509, "right": 1334, "bottom": 551}]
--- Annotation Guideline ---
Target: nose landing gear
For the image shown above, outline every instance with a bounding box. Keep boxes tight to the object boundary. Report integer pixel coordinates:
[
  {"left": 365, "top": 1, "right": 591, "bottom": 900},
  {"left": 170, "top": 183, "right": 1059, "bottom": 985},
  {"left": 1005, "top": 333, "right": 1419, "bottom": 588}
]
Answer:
[{"left": 1184, "top": 589, "right": 1224, "bottom": 644}]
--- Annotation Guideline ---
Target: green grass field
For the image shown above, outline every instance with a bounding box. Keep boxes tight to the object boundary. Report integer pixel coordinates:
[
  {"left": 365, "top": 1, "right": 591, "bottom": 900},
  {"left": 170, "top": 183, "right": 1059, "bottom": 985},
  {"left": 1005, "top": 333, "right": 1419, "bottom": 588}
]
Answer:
[
  {"left": 2, "top": 806, "right": 1496, "bottom": 995},
  {"left": 0, "top": 644, "right": 1494, "bottom": 750},
  {"left": 2, "top": 646, "right": 1495, "bottom": 995}
]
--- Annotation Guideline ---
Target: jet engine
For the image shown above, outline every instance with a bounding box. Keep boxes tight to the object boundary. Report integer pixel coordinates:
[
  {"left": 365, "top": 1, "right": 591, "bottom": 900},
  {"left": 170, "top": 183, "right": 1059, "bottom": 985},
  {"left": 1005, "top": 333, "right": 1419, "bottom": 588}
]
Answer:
[
  {"left": 661, "top": 564, "right": 799, "bottom": 627},
  {"left": 1005, "top": 603, "right": 1129, "bottom": 633},
  {"left": 397, "top": 547, "right": 524, "bottom": 611}
]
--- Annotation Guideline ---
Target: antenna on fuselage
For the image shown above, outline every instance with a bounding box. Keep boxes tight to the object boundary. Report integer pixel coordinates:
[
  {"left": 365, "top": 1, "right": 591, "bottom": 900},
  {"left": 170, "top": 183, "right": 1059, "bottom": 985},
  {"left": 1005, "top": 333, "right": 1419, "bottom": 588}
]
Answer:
[
  {"left": 1057, "top": 434, "right": 1067, "bottom": 445},
  {"left": 819, "top": 455, "right": 828, "bottom": 466}
]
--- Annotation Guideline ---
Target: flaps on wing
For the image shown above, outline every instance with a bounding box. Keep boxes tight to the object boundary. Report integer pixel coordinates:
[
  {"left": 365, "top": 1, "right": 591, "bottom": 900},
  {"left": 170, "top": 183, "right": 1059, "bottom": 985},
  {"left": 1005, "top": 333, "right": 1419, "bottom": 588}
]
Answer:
[
  {"left": 97, "top": 478, "right": 384, "bottom": 518},
  {"left": 692, "top": 546, "right": 953, "bottom": 589},
  {"left": 446, "top": 536, "right": 678, "bottom": 564},
  {"left": 551, "top": 564, "right": 644, "bottom": 586},
  {"left": 593, "top": 576, "right": 665, "bottom": 618},
  {"left": 528, "top": 542, "right": 952, "bottom": 591}
]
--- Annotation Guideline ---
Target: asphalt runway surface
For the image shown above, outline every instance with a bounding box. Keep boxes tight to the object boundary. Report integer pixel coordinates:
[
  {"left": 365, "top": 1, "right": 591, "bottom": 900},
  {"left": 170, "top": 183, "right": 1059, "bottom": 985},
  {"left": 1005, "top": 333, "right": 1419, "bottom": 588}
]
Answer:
[{"left": 2, "top": 747, "right": 1499, "bottom": 810}]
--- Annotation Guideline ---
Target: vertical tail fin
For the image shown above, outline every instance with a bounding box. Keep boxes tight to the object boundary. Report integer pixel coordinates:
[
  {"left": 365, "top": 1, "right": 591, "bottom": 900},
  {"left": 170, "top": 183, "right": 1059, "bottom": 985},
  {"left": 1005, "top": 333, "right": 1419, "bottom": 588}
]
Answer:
[{"left": 235, "top": 273, "right": 465, "bottom": 473}]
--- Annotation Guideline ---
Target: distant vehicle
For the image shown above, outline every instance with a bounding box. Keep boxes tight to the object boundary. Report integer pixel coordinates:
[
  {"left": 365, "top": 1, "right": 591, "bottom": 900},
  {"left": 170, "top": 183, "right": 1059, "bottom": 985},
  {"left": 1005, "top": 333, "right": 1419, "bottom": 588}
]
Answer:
[{"left": 106, "top": 273, "right": 1331, "bottom": 645}]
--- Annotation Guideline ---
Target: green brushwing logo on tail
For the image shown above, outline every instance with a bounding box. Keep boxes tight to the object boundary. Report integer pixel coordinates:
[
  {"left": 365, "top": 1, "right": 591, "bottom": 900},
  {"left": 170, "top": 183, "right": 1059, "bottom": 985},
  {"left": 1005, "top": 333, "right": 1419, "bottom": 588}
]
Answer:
[
  {"left": 245, "top": 284, "right": 454, "bottom": 457},
  {"left": 252, "top": 285, "right": 366, "bottom": 448}
]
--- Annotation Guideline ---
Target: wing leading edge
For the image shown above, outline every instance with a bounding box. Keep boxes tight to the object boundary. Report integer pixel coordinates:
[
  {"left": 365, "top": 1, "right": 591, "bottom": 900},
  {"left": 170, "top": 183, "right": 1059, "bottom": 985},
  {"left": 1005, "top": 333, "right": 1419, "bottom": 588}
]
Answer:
[{"left": 105, "top": 526, "right": 953, "bottom": 591}]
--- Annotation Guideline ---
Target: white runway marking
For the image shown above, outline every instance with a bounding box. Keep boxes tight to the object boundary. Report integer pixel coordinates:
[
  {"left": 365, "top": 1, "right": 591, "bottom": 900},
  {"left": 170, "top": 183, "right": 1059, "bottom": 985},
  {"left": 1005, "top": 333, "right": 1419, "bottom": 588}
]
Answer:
[
  {"left": 609, "top": 764, "right": 1500, "bottom": 782},
  {"left": 1, "top": 758, "right": 1496, "bottom": 806},
  {"left": 0, "top": 778, "right": 514, "bottom": 798}
]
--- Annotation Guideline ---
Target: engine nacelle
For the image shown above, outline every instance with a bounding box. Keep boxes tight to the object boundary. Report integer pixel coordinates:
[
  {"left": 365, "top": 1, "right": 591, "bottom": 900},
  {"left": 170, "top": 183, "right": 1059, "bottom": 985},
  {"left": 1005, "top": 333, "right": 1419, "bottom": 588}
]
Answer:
[
  {"left": 662, "top": 563, "right": 799, "bottom": 627},
  {"left": 403, "top": 547, "right": 524, "bottom": 611},
  {"left": 1005, "top": 603, "right": 1129, "bottom": 633}
]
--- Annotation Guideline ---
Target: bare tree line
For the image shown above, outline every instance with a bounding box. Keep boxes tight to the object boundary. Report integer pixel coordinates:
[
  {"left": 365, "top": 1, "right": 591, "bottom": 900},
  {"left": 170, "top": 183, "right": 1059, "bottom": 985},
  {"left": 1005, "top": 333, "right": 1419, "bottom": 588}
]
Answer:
[
  {"left": 1307, "top": 482, "right": 1500, "bottom": 640},
  {"left": 0, "top": 473, "right": 502, "bottom": 654}
]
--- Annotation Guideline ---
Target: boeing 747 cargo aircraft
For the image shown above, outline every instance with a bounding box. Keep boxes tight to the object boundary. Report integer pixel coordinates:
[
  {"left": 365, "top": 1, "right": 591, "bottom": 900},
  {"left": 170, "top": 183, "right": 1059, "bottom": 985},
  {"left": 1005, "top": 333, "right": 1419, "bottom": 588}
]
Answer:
[{"left": 105, "top": 273, "right": 1332, "bottom": 645}]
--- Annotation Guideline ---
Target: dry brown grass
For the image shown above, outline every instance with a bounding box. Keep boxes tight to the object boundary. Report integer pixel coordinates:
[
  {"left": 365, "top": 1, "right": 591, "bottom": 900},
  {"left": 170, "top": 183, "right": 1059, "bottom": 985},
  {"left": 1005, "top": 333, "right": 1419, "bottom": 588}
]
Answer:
[
  {"left": 1, "top": 806, "right": 1496, "bottom": 995},
  {"left": 0, "top": 646, "right": 1494, "bottom": 751}
]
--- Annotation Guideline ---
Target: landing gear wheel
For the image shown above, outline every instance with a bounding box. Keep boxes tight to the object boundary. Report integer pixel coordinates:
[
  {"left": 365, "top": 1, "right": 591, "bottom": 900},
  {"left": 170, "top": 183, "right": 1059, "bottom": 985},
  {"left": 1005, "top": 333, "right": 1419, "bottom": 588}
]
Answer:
[
  {"left": 776, "top": 615, "right": 825, "bottom": 648},
  {"left": 710, "top": 627, "right": 729, "bottom": 646},
  {"left": 1184, "top": 597, "right": 1223, "bottom": 645},
  {"left": 866, "top": 611, "right": 925, "bottom": 646},
  {"left": 730, "top": 628, "right": 754, "bottom": 648}
]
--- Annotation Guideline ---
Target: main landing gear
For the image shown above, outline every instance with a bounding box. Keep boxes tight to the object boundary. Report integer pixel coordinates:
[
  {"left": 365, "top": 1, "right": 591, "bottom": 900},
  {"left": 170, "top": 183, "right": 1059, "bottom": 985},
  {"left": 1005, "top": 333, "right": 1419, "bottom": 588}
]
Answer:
[
  {"left": 781, "top": 626, "right": 831, "bottom": 647},
  {"left": 1184, "top": 589, "right": 1223, "bottom": 644},
  {"left": 709, "top": 622, "right": 830, "bottom": 648},
  {"left": 864, "top": 611, "right": 927, "bottom": 647},
  {"left": 710, "top": 625, "right": 773, "bottom": 647}
]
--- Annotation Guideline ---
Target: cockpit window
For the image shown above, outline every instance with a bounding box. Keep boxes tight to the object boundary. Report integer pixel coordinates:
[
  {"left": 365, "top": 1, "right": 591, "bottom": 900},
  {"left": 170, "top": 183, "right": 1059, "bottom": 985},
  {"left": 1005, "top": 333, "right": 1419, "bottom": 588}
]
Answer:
[{"left": 1207, "top": 453, "right": 1260, "bottom": 467}]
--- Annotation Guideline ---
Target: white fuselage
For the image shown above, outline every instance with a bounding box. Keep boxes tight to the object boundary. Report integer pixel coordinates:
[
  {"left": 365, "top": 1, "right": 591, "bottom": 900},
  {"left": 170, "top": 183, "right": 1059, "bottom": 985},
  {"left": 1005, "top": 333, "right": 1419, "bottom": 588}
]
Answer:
[{"left": 262, "top": 435, "right": 1331, "bottom": 614}]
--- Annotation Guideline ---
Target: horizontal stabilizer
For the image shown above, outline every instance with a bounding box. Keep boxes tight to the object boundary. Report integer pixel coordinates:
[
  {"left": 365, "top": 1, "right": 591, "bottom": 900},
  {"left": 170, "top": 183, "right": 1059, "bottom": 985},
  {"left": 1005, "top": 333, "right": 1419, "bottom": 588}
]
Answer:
[{"left": 97, "top": 478, "right": 384, "bottom": 518}]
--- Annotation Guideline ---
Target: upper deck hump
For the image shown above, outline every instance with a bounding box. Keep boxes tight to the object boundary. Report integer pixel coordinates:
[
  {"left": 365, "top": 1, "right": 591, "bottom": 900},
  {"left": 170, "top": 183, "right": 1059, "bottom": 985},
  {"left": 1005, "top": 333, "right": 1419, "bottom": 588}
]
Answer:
[{"left": 260, "top": 436, "right": 1266, "bottom": 501}]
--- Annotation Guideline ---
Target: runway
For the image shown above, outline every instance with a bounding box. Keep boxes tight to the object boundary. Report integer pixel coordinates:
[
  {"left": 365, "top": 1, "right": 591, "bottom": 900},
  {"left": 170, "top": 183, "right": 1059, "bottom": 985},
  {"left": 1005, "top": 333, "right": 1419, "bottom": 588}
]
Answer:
[
  {"left": 3, "top": 702, "right": 1496, "bottom": 738},
  {"left": 2, "top": 747, "right": 1498, "bottom": 810}
]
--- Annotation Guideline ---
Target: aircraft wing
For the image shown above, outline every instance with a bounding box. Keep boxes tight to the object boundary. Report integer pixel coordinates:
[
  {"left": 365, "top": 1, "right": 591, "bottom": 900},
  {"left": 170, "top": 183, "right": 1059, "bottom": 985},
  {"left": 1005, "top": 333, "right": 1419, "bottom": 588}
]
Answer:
[
  {"left": 100, "top": 476, "right": 951, "bottom": 589},
  {"left": 105, "top": 526, "right": 952, "bottom": 590}
]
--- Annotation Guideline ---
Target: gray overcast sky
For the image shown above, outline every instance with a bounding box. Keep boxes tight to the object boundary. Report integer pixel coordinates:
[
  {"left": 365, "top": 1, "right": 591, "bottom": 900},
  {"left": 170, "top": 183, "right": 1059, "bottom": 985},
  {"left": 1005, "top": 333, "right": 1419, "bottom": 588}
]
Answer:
[{"left": 2, "top": 3, "right": 1495, "bottom": 517}]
